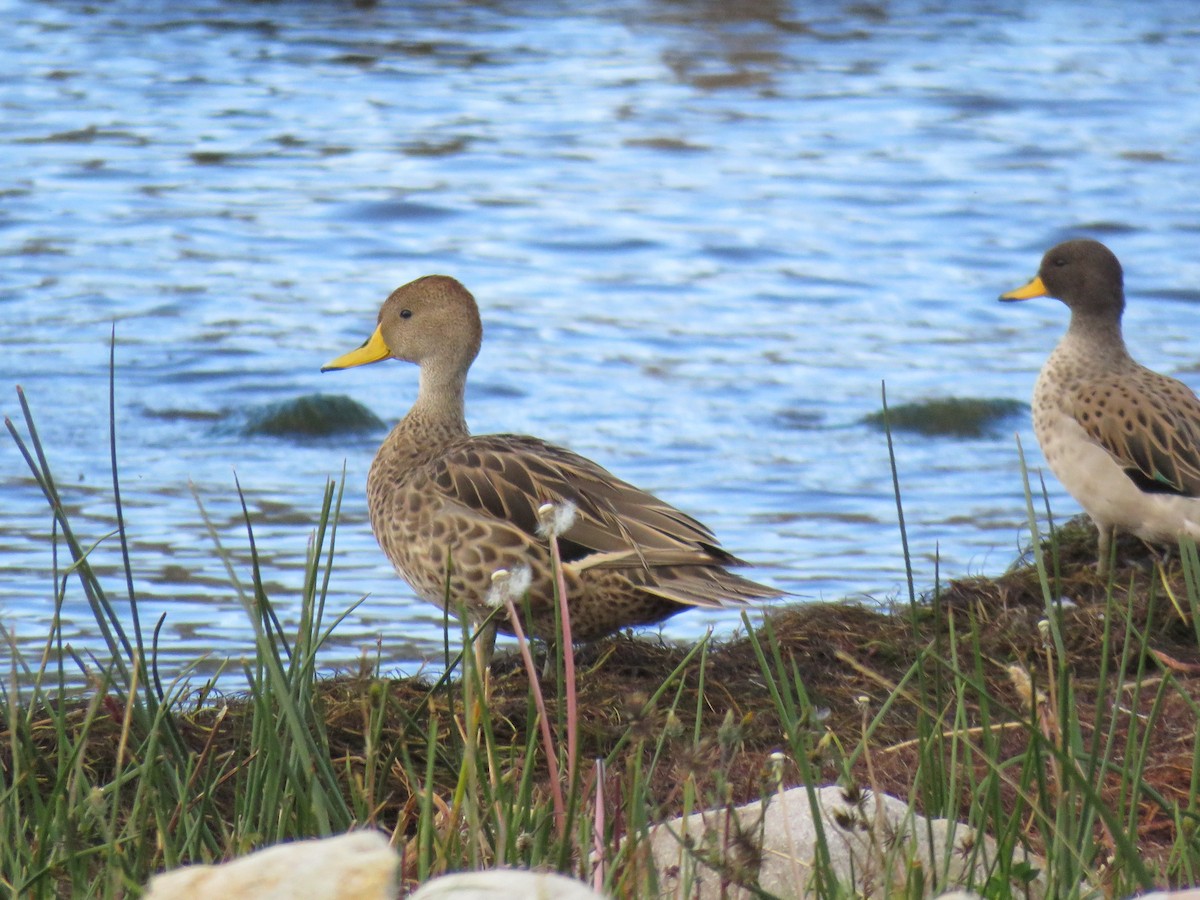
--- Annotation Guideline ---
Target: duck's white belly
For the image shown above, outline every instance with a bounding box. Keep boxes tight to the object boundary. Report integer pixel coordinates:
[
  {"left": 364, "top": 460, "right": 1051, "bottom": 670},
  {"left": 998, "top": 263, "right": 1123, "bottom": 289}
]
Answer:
[{"left": 1033, "top": 370, "right": 1200, "bottom": 544}]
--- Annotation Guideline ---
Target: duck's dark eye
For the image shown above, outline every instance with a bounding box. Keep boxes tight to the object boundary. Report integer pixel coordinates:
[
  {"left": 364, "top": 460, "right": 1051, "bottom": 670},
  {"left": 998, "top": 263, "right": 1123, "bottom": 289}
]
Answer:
[
  {"left": 1051, "top": 256, "right": 1067, "bottom": 268},
  {"left": 399, "top": 309, "right": 412, "bottom": 319}
]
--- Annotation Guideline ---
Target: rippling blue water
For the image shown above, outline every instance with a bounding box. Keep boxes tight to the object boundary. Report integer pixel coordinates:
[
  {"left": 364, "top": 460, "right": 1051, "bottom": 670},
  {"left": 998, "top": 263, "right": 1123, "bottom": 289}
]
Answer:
[{"left": 4, "top": 0, "right": 1200, "bottom": 680}]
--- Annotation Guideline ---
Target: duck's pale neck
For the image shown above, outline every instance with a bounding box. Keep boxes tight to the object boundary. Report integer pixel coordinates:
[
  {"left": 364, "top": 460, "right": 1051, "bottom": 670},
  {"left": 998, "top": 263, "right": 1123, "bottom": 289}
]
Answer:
[
  {"left": 1063, "top": 307, "right": 1131, "bottom": 368},
  {"left": 378, "top": 361, "right": 471, "bottom": 471}
]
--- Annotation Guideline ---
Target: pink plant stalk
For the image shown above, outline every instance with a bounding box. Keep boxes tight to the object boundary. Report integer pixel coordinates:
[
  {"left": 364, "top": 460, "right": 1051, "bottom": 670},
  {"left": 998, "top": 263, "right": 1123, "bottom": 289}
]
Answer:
[{"left": 490, "top": 567, "right": 566, "bottom": 838}]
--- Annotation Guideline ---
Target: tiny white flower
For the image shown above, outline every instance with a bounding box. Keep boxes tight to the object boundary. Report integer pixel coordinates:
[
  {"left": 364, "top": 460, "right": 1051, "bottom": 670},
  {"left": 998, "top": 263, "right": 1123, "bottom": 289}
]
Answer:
[{"left": 536, "top": 500, "right": 578, "bottom": 539}]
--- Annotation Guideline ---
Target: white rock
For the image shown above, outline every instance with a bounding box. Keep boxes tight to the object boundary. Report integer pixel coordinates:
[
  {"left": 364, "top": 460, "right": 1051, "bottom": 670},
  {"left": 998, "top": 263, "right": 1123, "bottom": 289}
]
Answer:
[
  {"left": 410, "top": 869, "right": 606, "bottom": 899},
  {"left": 143, "top": 830, "right": 397, "bottom": 900},
  {"left": 647, "top": 785, "right": 1047, "bottom": 899}
]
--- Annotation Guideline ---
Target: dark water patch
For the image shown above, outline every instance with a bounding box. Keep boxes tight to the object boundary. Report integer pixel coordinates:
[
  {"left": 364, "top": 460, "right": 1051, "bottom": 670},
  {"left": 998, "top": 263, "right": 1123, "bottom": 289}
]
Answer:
[
  {"left": 251, "top": 498, "right": 323, "bottom": 527},
  {"left": 19, "top": 126, "right": 148, "bottom": 146},
  {"left": 576, "top": 280, "right": 694, "bottom": 295},
  {"left": 336, "top": 200, "right": 460, "bottom": 223},
  {"left": 189, "top": 151, "right": 234, "bottom": 166},
  {"left": 623, "top": 137, "right": 709, "bottom": 153},
  {"left": 846, "top": 3, "right": 889, "bottom": 24},
  {"left": 297, "top": 36, "right": 496, "bottom": 71},
  {"left": 402, "top": 137, "right": 473, "bottom": 157},
  {"left": 239, "top": 393, "right": 385, "bottom": 439},
  {"left": 156, "top": 285, "right": 206, "bottom": 299},
  {"left": 751, "top": 509, "right": 878, "bottom": 525},
  {"left": 704, "top": 244, "right": 783, "bottom": 263},
  {"left": 475, "top": 196, "right": 536, "bottom": 209},
  {"left": 810, "top": 23, "right": 872, "bottom": 42},
  {"left": 473, "top": 382, "right": 527, "bottom": 400},
  {"left": 5, "top": 239, "right": 69, "bottom": 257},
  {"left": 930, "top": 91, "right": 1022, "bottom": 116},
  {"left": 1143, "top": 288, "right": 1200, "bottom": 305},
  {"left": 861, "top": 397, "right": 1027, "bottom": 439},
  {"left": 60, "top": 160, "right": 148, "bottom": 181},
  {"left": 687, "top": 71, "right": 773, "bottom": 91},
  {"left": 153, "top": 563, "right": 229, "bottom": 589},
  {"left": 376, "top": 39, "right": 494, "bottom": 69},
  {"left": 778, "top": 270, "right": 869, "bottom": 290},
  {"left": 992, "top": 146, "right": 1063, "bottom": 168},
  {"left": 141, "top": 406, "right": 224, "bottom": 423},
  {"left": 529, "top": 237, "right": 661, "bottom": 254},
  {"left": 1068, "top": 221, "right": 1140, "bottom": 236},
  {"left": 150, "top": 17, "right": 280, "bottom": 38},
  {"left": 928, "top": 205, "right": 991, "bottom": 223},
  {"left": 772, "top": 408, "right": 823, "bottom": 431},
  {"left": 330, "top": 53, "right": 379, "bottom": 67},
  {"left": 189, "top": 149, "right": 295, "bottom": 166},
  {"left": 1119, "top": 150, "right": 1172, "bottom": 163}
]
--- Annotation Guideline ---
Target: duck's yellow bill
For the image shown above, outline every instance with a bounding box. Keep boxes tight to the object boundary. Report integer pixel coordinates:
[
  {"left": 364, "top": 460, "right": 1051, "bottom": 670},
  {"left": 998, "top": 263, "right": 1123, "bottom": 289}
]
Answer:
[
  {"left": 321, "top": 325, "right": 391, "bottom": 371},
  {"left": 999, "top": 275, "right": 1048, "bottom": 302}
]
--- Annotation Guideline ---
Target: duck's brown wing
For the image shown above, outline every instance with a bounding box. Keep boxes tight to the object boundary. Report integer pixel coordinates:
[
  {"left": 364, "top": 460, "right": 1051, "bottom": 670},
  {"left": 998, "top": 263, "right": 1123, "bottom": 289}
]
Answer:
[
  {"left": 1073, "top": 370, "right": 1200, "bottom": 497},
  {"left": 425, "top": 434, "right": 742, "bottom": 565}
]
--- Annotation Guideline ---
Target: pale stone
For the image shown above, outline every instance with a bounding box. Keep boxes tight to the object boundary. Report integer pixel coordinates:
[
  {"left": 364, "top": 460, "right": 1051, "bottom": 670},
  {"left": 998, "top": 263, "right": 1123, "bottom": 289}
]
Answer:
[
  {"left": 646, "top": 785, "right": 1047, "bottom": 899},
  {"left": 409, "top": 869, "right": 606, "bottom": 899},
  {"left": 144, "top": 830, "right": 397, "bottom": 900},
  {"left": 1136, "top": 892, "right": 1200, "bottom": 899}
]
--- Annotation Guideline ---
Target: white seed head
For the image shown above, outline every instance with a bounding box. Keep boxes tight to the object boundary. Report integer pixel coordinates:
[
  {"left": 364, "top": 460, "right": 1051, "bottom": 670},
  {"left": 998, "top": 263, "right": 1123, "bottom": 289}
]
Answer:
[
  {"left": 1007, "top": 664, "right": 1033, "bottom": 704},
  {"left": 769, "top": 751, "right": 786, "bottom": 787},
  {"left": 486, "top": 563, "right": 533, "bottom": 608},
  {"left": 485, "top": 568, "right": 511, "bottom": 608},
  {"left": 509, "top": 563, "right": 532, "bottom": 597},
  {"left": 537, "top": 499, "right": 578, "bottom": 539}
]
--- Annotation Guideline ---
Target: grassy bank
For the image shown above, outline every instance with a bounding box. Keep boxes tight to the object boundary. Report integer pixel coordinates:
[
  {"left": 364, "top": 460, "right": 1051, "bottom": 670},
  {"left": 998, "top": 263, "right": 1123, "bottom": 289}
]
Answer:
[{"left": 3, "top": 387, "right": 1200, "bottom": 898}]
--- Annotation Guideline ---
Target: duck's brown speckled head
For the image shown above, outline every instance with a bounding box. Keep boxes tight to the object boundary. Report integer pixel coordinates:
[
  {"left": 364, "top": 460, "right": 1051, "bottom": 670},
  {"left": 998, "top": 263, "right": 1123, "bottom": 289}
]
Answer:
[{"left": 322, "top": 275, "right": 483, "bottom": 374}]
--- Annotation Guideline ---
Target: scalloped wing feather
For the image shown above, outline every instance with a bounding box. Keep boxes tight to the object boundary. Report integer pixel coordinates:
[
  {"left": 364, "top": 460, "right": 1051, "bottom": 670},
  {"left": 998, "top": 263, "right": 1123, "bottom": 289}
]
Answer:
[
  {"left": 1073, "top": 369, "right": 1200, "bottom": 498},
  {"left": 427, "top": 434, "right": 737, "bottom": 564}
]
